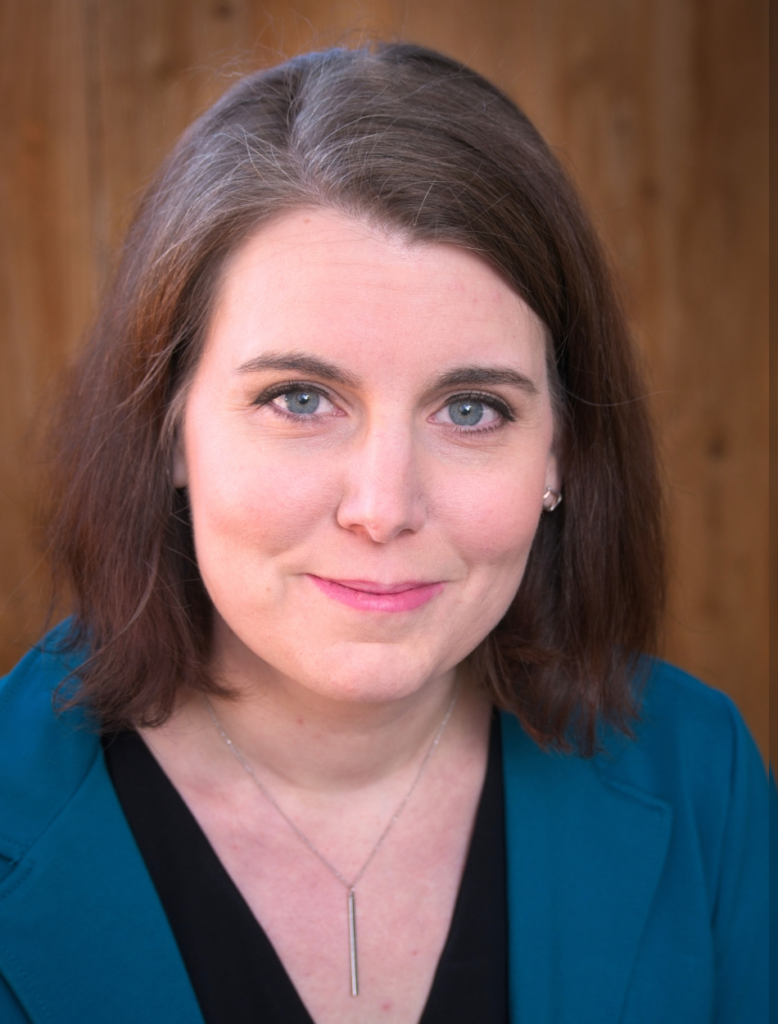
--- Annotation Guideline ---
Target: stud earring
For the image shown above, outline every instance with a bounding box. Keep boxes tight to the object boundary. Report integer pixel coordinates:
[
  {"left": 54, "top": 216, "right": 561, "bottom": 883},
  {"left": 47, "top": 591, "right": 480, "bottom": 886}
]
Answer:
[{"left": 542, "top": 487, "right": 563, "bottom": 512}]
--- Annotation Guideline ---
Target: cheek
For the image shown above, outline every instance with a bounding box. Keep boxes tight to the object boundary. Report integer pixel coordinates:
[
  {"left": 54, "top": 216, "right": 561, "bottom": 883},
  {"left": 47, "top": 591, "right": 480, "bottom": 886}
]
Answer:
[
  {"left": 427, "top": 466, "right": 544, "bottom": 657},
  {"left": 184, "top": 419, "right": 338, "bottom": 567},
  {"left": 435, "top": 468, "right": 544, "bottom": 571}
]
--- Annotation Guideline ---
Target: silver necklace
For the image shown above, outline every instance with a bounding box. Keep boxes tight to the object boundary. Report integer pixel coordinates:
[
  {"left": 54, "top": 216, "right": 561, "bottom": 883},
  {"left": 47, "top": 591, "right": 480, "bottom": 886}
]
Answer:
[{"left": 205, "top": 687, "right": 458, "bottom": 997}]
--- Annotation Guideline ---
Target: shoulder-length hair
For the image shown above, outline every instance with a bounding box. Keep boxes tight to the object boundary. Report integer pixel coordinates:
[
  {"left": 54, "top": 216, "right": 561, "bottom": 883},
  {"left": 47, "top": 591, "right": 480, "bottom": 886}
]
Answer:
[{"left": 45, "top": 43, "right": 664, "bottom": 755}]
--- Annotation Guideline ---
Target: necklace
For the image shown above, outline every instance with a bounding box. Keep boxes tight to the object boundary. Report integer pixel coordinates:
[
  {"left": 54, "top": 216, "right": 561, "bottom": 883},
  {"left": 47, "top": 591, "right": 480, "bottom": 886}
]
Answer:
[{"left": 205, "top": 687, "right": 458, "bottom": 997}]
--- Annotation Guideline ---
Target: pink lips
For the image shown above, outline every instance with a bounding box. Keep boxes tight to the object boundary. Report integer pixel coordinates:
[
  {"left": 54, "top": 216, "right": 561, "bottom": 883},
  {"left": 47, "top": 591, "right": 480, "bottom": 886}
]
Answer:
[{"left": 308, "top": 575, "right": 444, "bottom": 612}]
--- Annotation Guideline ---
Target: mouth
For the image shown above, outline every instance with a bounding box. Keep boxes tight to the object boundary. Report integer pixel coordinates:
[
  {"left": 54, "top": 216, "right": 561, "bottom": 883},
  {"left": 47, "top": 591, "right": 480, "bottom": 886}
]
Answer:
[{"left": 307, "top": 575, "right": 444, "bottom": 613}]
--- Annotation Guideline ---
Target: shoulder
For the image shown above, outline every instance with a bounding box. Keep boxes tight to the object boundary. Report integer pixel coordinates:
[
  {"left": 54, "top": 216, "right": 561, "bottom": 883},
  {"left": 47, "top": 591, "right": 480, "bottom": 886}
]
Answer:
[
  {"left": 501, "top": 657, "right": 767, "bottom": 872},
  {"left": 592, "top": 660, "right": 768, "bottom": 895},
  {"left": 601, "top": 658, "right": 765, "bottom": 804},
  {"left": 0, "top": 624, "right": 99, "bottom": 862},
  {"left": 637, "top": 657, "right": 751, "bottom": 749}
]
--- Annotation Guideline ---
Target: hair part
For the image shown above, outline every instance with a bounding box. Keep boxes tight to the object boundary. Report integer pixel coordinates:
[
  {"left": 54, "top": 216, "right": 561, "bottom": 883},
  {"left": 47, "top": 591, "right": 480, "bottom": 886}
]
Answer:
[{"left": 44, "top": 43, "right": 665, "bottom": 756}]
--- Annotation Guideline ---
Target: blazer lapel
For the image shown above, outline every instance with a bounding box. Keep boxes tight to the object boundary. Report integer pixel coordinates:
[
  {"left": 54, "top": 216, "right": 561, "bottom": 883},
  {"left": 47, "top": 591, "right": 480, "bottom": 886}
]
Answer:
[
  {"left": 501, "top": 712, "right": 672, "bottom": 1024},
  {"left": 0, "top": 748, "right": 203, "bottom": 1024}
]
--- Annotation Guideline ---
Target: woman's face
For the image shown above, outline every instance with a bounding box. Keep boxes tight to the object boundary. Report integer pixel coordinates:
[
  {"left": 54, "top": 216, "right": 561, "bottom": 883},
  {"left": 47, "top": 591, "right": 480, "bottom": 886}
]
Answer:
[{"left": 175, "top": 209, "right": 560, "bottom": 704}]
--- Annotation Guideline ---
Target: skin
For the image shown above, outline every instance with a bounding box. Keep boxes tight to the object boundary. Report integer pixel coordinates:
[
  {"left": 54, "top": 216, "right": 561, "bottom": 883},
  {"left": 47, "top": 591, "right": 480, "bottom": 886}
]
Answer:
[{"left": 143, "top": 208, "right": 560, "bottom": 1024}]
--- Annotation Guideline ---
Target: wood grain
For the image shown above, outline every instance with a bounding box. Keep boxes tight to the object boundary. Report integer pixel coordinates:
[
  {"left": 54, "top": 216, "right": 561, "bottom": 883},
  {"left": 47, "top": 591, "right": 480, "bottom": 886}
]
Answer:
[{"left": 0, "top": 0, "right": 768, "bottom": 755}]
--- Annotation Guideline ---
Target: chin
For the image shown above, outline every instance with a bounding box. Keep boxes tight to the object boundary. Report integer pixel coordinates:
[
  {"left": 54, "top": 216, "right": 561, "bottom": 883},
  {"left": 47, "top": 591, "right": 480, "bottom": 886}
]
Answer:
[
  {"left": 214, "top": 607, "right": 477, "bottom": 706},
  {"left": 273, "top": 640, "right": 455, "bottom": 707}
]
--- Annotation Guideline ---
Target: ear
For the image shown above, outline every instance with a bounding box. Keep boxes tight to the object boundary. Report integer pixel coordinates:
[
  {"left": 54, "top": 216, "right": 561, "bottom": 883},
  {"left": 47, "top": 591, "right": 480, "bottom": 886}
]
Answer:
[
  {"left": 541, "top": 449, "right": 563, "bottom": 512},
  {"left": 544, "top": 448, "right": 562, "bottom": 496},
  {"left": 171, "top": 433, "right": 188, "bottom": 488}
]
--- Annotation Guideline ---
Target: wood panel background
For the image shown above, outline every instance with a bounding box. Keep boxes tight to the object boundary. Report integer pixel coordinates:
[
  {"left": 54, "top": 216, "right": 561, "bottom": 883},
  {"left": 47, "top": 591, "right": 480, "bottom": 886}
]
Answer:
[{"left": 0, "top": 0, "right": 768, "bottom": 756}]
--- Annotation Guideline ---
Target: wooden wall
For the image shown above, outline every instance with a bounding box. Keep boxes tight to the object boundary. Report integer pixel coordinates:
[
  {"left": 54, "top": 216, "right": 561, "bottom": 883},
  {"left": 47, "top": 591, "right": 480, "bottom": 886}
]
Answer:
[{"left": 0, "top": 0, "right": 768, "bottom": 755}]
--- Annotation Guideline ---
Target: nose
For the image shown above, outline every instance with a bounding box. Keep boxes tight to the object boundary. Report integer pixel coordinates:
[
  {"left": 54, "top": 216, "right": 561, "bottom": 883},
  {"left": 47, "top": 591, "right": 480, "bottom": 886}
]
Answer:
[{"left": 336, "top": 420, "right": 427, "bottom": 543}]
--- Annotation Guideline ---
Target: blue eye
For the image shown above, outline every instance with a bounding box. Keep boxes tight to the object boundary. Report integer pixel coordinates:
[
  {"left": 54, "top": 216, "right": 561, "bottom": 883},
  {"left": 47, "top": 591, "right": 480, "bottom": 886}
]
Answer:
[
  {"left": 284, "top": 391, "right": 320, "bottom": 415},
  {"left": 448, "top": 399, "right": 484, "bottom": 426}
]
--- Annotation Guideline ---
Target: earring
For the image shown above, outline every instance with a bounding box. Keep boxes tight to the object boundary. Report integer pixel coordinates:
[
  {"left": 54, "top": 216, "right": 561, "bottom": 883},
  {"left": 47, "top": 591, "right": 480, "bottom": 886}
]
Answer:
[{"left": 543, "top": 487, "right": 563, "bottom": 512}]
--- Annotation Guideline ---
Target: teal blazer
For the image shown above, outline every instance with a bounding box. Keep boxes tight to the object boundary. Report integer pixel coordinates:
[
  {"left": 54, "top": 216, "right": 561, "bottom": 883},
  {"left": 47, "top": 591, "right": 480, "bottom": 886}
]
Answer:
[{"left": 0, "top": 635, "right": 769, "bottom": 1023}]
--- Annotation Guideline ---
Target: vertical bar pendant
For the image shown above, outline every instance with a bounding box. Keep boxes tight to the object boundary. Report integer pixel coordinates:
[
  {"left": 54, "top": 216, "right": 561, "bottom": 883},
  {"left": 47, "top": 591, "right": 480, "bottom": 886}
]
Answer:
[{"left": 348, "top": 888, "right": 359, "bottom": 996}]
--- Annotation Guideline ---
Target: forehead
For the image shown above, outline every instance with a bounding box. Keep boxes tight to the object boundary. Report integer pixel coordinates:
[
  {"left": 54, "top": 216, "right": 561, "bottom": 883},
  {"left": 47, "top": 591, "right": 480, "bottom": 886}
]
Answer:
[{"left": 204, "top": 208, "right": 549, "bottom": 380}]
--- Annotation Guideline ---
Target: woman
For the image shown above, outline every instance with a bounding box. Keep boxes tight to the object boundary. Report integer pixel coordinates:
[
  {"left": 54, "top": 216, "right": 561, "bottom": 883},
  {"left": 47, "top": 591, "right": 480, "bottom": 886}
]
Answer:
[{"left": 0, "top": 44, "right": 767, "bottom": 1024}]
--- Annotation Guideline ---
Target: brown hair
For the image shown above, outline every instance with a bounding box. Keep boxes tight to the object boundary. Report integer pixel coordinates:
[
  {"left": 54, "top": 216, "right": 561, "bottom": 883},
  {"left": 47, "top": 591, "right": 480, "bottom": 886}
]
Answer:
[{"left": 45, "top": 43, "right": 664, "bottom": 755}]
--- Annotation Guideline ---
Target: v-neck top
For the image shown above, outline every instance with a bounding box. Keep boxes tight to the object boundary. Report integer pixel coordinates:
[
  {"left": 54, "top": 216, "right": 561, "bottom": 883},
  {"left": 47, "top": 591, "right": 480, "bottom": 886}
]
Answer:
[{"left": 103, "top": 712, "right": 508, "bottom": 1024}]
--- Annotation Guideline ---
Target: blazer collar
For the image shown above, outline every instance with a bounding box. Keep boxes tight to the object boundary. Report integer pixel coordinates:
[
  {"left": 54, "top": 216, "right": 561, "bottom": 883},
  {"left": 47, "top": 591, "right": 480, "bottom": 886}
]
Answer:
[{"left": 500, "top": 712, "right": 672, "bottom": 1024}]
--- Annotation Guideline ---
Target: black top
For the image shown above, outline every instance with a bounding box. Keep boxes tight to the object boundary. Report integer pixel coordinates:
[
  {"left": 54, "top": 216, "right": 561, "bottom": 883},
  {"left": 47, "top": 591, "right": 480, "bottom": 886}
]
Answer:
[{"left": 103, "top": 713, "right": 508, "bottom": 1024}]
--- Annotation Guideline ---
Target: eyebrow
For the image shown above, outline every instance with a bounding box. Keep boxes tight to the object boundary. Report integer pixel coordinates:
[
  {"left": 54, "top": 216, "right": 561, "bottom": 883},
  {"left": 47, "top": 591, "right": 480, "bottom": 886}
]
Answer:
[
  {"left": 236, "top": 351, "right": 539, "bottom": 395},
  {"left": 236, "top": 352, "right": 361, "bottom": 388},
  {"left": 431, "top": 365, "right": 539, "bottom": 395}
]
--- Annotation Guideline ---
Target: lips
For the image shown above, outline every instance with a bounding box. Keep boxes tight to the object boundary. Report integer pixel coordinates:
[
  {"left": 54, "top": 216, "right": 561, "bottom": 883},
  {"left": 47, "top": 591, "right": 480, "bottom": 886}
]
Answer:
[{"left": 308, "top": 575, "right": 444, "bottom": 612}]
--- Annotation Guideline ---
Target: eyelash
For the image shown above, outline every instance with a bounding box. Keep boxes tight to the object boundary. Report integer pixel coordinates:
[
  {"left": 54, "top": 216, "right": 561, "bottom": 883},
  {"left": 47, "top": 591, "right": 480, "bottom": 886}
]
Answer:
[
  {"left": 253, "top": 382, "right": 516, "bottom": 431},
  {"left": 442, "top": 391, "right": 516, "bottom": 433},
  {"left": 253, "top": 381, "right": 336, "bottom": 421}
]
